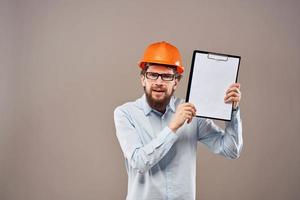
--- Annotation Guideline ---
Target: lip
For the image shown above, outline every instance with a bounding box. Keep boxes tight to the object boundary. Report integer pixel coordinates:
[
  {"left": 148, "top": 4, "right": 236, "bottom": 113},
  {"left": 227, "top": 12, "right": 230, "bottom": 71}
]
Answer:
[{"left": 152, "top": 89, "right": 165, "bottom": 93}]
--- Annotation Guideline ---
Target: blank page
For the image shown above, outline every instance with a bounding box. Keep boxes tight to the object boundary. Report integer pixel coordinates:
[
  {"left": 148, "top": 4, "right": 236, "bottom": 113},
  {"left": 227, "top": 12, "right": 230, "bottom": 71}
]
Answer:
[{"left": 186, "top": 51, "right": 240, "bottom": 121}]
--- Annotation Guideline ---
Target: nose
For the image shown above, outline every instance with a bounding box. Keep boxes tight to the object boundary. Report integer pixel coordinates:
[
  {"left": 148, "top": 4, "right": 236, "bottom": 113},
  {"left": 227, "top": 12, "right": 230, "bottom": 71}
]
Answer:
[{"left": 154, "top": 75, "right": 164, "bottom": 84}]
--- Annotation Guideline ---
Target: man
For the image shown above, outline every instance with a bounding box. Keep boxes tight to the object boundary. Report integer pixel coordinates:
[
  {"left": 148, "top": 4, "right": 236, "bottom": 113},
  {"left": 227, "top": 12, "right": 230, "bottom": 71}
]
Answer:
[{"left": 114, "top": 41, "right": 243, "bottom": 200}]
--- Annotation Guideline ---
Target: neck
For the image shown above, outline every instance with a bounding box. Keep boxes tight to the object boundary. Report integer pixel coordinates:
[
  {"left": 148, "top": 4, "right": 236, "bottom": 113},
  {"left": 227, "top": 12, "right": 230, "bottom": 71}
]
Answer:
[{"left": 151, "top": 103, "right": 167, "bottom": 113}]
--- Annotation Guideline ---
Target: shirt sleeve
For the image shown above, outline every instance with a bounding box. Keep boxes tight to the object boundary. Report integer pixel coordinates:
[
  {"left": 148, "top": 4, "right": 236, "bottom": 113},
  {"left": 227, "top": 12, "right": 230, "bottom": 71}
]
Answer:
[
  {"left": 114, "top": 107, "right": 179, "bottom": 174},
  {"left": 197, "top": 107, "right": 243, "bottom": 159}
]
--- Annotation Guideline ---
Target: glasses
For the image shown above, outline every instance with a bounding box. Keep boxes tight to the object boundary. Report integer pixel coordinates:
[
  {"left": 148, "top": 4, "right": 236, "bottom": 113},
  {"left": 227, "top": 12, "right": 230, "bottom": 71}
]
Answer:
[{"left": 145, "top": 72, "right": 176, "bottom": 81}]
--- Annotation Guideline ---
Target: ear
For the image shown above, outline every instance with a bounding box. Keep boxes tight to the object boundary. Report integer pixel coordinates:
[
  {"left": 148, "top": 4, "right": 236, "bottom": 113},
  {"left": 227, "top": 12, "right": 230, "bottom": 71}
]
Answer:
[
  {"left": 173, "top": 78, "right": 179, "bottom": 90},
  {"left": 140, "top": 74, "right": 146, "bottom": 87}
]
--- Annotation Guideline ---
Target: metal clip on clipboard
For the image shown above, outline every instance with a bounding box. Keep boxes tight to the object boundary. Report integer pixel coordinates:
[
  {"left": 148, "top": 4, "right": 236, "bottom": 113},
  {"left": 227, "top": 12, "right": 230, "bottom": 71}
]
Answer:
[{"left": 207, "top": 53, "right": 228, "bottom": 61}]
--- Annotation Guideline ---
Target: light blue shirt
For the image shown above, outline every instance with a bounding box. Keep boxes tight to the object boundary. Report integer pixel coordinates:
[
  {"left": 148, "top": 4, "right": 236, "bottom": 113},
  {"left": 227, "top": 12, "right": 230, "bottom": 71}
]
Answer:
[{"left": 114, "top": 95, "right": 243, "bottom": 200}]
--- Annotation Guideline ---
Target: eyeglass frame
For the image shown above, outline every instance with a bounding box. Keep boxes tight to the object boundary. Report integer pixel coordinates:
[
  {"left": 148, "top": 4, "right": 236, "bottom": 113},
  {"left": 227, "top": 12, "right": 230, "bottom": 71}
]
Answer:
[
  {"left": 140, "top": 63, "right": 182, "bottom": 81},
  {"left": 144, "top": 72, "right": 178, "bottom": 81}
]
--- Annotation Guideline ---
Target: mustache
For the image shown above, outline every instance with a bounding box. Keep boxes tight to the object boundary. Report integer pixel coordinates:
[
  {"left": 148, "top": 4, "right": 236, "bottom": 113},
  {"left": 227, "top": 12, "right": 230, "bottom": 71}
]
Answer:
[{"left": 151, "top": 86, "right": 167, "bottom": 92}]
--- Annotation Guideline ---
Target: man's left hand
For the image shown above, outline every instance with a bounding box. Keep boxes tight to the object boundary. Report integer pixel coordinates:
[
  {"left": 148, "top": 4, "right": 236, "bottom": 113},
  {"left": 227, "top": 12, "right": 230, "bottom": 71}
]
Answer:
[{"left": 224, "top": 83, "right": 242, "bottom": 109}]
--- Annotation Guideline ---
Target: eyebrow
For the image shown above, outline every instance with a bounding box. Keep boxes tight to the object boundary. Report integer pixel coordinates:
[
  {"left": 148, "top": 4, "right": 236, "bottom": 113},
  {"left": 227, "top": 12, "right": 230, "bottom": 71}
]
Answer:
[{"left": 147, "top": 71, "right": 175, "bottom": 74}]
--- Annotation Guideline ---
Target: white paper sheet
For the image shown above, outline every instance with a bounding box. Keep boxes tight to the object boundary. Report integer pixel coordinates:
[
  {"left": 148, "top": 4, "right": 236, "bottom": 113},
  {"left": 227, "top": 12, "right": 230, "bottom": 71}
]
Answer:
[{"left": 187, "top": 51, "right": 240, "bottom": 121}]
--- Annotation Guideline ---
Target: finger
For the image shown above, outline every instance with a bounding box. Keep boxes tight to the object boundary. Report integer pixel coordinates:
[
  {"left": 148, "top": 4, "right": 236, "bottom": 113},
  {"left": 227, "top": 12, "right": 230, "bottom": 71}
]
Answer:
[
  {"left": 180, "top": 108, "right": 197, "bottom": 115},
  {"left": 224, "top": 96, "right": 240, "bottom": 103},
  {"left": 182, "top": 110, "right": 195, "bottom": 118},
  {"left": 178, "top": 103, "right": 196, "bottom": 113},
  {"left": 186, "top": 114, "right": 194, "bottom": 123},
  {"left": 226, "top": 87, "right": 241, "bottom": 95},
  {"left": 182, "top": 107, "right": 197, "bottom": 116},
  {"left": 224, "top": 95, "right": 240, "bottom": 103},
  {"left": 182, "top": 105, "right": 196, "bottom": 112},
  {"left": 178, "top": 108, "right": 194, "bottom": 117},
  {"left": 229, "top": 83, "right": 241, "bottom": 89},
  {"left": 182, "top": 103, "right": 196, "bottom": 110},
  {"left": 224, "top": 91, "right": 240, "bottom": 101},
  {"left": 226, "top": 86, "right": 239, "bottom": 94},
  {"left": 177, "top": 103, "right": 197, "bottom": 116},
  {"left": 187, "top": 118, "right": 191, "bottom": 124},
  {"left": 181, "top": 102, "right": 196, "bottom": 108},
  {"left": 227, "top": 83, "right": 241, "bottom": 92},
  {"left": 180, "top": 102, "right": 194, "bottom": 106},
  {"left": 184, "top": 111, "right": 193, "bottom": 118}
]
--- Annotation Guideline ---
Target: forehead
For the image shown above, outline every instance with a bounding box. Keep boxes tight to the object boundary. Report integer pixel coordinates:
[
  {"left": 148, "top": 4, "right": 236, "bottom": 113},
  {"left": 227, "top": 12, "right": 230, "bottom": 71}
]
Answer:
[{"left": 146, "top": 65, "right": 175, "bottom": 74}]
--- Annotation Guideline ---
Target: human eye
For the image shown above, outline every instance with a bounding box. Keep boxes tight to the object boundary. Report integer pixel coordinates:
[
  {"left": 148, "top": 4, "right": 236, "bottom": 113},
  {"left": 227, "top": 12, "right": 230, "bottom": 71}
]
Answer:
[
  {"left": 161, "top": 74, "right": 174, "bottom": 81},
  {"left": 147, "top": 72, "right": 158, "bottom": 79}
]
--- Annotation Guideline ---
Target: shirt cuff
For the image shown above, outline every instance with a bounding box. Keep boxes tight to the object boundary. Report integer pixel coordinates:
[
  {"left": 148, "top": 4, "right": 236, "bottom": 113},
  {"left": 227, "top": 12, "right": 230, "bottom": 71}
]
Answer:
[
  {"left": 143, "top": 127, "right": 178, "bottom": 155},
  {"left": 154, "top": 126, "right": 178, "bottom": 148},
  {"left": 226, "top": 106, "right": 241, "bottom": 126}
]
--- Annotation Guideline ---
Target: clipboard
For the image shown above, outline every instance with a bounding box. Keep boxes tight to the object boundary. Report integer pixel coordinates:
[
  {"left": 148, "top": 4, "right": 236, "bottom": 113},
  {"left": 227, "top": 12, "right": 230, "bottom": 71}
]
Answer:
[{"left": 186, "top": 50, "right": 241, "bottom": 121}]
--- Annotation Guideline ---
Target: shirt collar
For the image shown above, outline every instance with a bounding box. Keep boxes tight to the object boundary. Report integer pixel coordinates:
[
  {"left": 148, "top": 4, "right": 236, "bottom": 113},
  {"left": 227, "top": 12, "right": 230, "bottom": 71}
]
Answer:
[{"left": 141, "top": 94, "right": 176, "bottom": 116}]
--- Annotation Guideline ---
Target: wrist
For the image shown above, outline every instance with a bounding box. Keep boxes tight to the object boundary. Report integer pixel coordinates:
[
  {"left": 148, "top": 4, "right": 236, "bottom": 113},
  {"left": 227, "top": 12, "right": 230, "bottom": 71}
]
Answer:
[
  {"left": 233, "top": 106, "right": 239, "bottom": 111},
  {"left": 168, "top": 124, "right": 178, "bottom": 133}
]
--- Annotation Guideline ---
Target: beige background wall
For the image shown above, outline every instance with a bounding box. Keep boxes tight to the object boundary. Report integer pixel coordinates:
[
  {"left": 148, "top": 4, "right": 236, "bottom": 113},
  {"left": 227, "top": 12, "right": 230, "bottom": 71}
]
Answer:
[{"left": 1, "top": 0, "right": 299, "bottom": 199}]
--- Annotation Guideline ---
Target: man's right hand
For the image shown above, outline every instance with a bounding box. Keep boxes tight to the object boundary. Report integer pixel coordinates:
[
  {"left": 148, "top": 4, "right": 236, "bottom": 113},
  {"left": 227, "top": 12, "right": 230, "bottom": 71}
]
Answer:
[{"left": 168, "top": 103, "right": 197, "bottom": 133}]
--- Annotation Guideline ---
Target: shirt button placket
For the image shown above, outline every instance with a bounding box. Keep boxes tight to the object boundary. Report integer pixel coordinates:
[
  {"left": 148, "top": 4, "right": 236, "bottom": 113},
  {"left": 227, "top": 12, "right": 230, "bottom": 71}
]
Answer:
[
  {"left": 162, "top": 115, "right": 166, "bottom": 198},
  {"left": 162, "top": 113, "right": 172, "bottom": 200}
]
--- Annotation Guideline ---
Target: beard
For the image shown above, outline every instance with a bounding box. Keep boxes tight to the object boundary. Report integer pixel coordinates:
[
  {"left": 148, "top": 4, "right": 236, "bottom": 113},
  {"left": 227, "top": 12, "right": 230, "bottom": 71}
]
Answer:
[{"left": 144, "top": 85, "right": 175, "bottom": 113}]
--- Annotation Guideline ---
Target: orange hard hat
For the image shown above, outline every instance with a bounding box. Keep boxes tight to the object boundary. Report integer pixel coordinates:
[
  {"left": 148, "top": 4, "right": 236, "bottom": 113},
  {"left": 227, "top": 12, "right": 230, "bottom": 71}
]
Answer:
[{"left": 138, "top": 41, "right": 184, "bottom": 74}]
